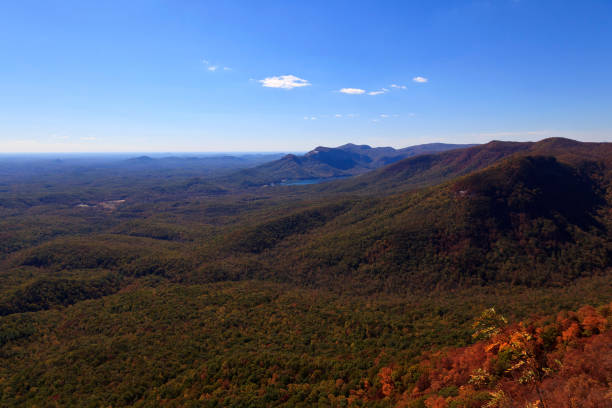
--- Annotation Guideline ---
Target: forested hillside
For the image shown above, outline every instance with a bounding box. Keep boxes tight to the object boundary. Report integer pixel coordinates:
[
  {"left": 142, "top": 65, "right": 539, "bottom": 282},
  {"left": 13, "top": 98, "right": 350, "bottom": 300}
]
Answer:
[
  {"left": 0, "top": 138, "right": 611, "bottom": 407},
  {"left": 226, "top": 142, "right": 473, "bottom": 186},
  {"left": 324, "top": 137, "right": 612, "bottom": 194},
  {"left": 202, "top": 153, "right": 612, "bottom": 293}
]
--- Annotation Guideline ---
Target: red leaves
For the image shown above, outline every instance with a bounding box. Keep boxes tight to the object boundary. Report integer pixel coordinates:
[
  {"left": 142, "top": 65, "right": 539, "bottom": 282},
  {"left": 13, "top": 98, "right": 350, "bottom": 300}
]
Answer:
[
  {"left": 345, "top": 304, "right": 610, "bottom": 407},
  {"left": 395, "top": 304, "right": 611, "bottom": 407}
]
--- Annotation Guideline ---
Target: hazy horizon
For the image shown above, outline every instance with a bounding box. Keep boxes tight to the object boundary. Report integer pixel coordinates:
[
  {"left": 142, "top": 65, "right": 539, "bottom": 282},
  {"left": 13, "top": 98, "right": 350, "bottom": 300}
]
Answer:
[{"left": 1, "top": 136, "right": 611, "bottom": 156}]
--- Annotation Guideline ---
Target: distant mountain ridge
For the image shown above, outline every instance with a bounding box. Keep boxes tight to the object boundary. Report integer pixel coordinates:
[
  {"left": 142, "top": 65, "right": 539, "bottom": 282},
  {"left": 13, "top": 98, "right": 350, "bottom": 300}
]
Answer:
[
  {"left": 323, "top": 137, "right": 612, "bottom": 194},
  {"left": 229, "top": 142, "right": 475, "bottom": 186}
]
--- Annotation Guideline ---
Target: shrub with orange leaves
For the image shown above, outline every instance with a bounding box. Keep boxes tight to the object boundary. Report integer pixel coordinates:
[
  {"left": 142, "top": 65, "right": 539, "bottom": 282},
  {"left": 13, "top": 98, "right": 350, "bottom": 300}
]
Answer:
[
  {"left": 348, "top": 304, "right": 611, "bottom": 407},
  {"left": 561, "top": 322, "right": 581, "bottom": 342},
  {"left": 378, "top": 366, "right": 395, "bottom": 397},
  {"left": 403, "top": 304, "right": 609, "bottom": 407}
]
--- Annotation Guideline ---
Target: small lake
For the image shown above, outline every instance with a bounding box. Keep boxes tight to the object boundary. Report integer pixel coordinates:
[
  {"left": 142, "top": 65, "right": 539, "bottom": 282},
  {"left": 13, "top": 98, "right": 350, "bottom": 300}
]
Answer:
[{"left": 280, "top": 176, "right": 350, "bottom": 186}]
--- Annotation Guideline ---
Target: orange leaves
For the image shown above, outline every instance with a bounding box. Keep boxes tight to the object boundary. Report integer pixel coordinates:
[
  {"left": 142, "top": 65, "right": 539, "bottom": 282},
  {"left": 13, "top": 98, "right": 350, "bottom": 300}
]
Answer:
[
  {"left": 578, "top": 306, "right": 608, "bottom": 334},
  {"left": 349, "top": 305, "right": 609, "bottom": 408},
  {"left": 347, "top": 378, "right": 371, "bottom": 404},
  {"left": 378, "top": 366, "right": 395, "bottom": 397},
  {"left": 561, "top": 322, "right": 581, "bottom": 342},
  {"left": 425, "top": 395, "right": 447, "bottom": 408},
  {"left": 382, "top": 383, "right": 394, "bottom": 398},
  {"left": 557, "top": 304, "right": 610, "bottom": 344},
  {"left": 396, "top": 304, "right": 611, "bottom": 407},
  {"left": 581, "top": 315, "right": 607, "bottom": 333},
  {"left": 485, "top": 342, "right": 501, "bottom": 354}
]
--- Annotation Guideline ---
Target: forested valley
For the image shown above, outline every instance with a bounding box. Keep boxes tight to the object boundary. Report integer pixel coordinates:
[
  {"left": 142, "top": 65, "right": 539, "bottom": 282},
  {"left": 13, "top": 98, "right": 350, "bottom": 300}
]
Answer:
[{"left": 1, "top": 138, "right": 611, "bottom": 407}]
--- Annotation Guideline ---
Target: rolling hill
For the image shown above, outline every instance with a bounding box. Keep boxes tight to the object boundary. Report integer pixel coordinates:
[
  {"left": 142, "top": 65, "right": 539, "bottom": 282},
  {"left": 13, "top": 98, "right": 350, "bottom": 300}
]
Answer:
[
  {"left": 199, "top": 138, "right": 612, "bottom": 292},
  {"left": 322, "top": 137, "right": 612, "bottom": 194},
  {"left": 226, "top": 142, "right": 474, "bottom": 186},
  {"left": 1, "top": 137, "right": 611, "bottom": 407}
]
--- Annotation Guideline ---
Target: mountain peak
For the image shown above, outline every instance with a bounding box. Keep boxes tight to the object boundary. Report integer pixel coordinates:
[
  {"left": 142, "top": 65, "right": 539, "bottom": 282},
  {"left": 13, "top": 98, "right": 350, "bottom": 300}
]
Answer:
[
  {"left": 305, "top": 146, "right": 333, "bottom": 156},
  {"left": 338, "top": 143, "right": 373, "bottom": 150},
  {"left": 129, "top": 155, "right": 154, "bottom": 162},
  {"left": 282, "top": 154, "right": 300, "bottom": 161},
  {"left": 534, "top": 137, "right": 584, "bottom": 148},
  {"left": 233, "top": 142, "right": 476, "bottom": 186}
]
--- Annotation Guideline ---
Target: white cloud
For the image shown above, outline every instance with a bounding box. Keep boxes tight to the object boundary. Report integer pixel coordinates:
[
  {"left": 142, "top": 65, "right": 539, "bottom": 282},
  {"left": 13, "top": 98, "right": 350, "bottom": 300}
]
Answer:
[
  {"left": 334, "top": 114, "right": 342, "bottom": 118},
  {"left": 303, "top": 116, "right": 317, "bottom": 120},
  {"left": 51, "top": 134, "right": 69, "bottom": 140},
  {"left": 390, "top": 84, "right": 407, "bottom": 89},
  {"left": 12, "top": 139, "right": 38, "bottom": 145},
  {"left": 260, "top": 75, "right": 311, "bottom": 89},
  {"left": 368, "top": 88, "right": 388, "bottom": 96},
  {"left": 413, "top": 76, "right": 428, "bottom": 83},
  {"left": 380, "top": 114, "right": 389, "bottom": 118},
  {"left": 346, "top": 113, "right": 358, "bottom": 118},
  {"left": 80, "top": 137, "right": 96, "bottom": 141},
  {"left": 339, "top": 88, "right": 366, "bottom": 95},
  {"left": 202, "top": 59, "right": 230, "bottom": 72}
]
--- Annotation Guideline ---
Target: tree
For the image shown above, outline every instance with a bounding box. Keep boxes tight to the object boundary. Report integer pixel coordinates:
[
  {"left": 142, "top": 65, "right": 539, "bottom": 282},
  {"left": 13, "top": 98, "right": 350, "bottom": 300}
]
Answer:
[{"left": 472, "top": 307, "right": 508, "bottom": 340}]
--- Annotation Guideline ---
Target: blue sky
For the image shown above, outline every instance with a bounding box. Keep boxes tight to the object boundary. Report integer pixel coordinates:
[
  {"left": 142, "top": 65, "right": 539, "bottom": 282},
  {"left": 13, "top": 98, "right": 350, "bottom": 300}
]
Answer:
[{"left": 1, "top": 0, "right": 611, "bottom": 152}]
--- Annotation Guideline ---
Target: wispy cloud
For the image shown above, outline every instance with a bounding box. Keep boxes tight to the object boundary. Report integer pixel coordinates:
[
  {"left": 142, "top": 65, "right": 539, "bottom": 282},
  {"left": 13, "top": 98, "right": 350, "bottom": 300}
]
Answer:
[
  {"left": 51, "top": 134, "right": 69, "bottom": 140},
  {"left": 80, "top": 137, "right": 96, "bottom": 141},
  {"left": 260, "top": 75, "right": 311, "bottom": 89},
  {"left": 11, "top": 139, "right": 39, "bottom": 145},
  {"left": 304, "top": 113, "right": 359, "bottom": 119},
  {"left": 339, "top": 88, "right": 366, "bottom": 95},
  {"left": 341, "top": 87, "right": 390, "bottom": 95},
  {"left": 413, "top": 76, "right": 428, "bottom": 83},
  {"left": 390, "top": 84, "right": 407, "bottom": 89},
  {"left": 368, "top": 88, "right": 388, "bottom": 96},
  {"left": 372, "top": 113, "right": 400, "bottom": 121},
  {"left": 202, "top": 59, "right": 230, "bottom": 72}
]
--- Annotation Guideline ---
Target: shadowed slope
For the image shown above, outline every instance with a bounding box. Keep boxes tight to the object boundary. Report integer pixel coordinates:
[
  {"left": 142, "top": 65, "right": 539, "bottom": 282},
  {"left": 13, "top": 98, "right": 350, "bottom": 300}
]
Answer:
[
  {"left": 205, "top": 152, "right": 612, "bottom": 292},
  {"left": 226, "top": 142, "right": 474, "bottom": 186},
  {"left": 322, "top": 137, "right": 612, "bottom": 194}
]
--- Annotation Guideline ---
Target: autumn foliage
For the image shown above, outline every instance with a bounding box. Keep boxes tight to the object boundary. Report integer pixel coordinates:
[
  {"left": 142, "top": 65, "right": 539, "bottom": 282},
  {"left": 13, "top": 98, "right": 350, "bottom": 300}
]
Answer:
[{"left": 354, "top": 304, "right": 612, "bottom": 408}]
